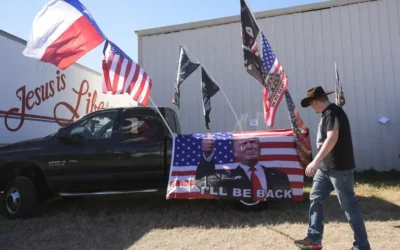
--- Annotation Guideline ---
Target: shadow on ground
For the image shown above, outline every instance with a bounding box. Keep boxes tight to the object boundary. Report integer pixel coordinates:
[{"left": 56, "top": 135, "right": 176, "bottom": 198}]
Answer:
[{"left": 0, "top": 173, "right": 399, "bottom": 250}]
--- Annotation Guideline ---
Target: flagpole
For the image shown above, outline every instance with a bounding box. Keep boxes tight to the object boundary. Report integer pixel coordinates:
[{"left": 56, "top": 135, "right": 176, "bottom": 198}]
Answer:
[
  {"left": 148, "top": 96, "right": 175, "bottom": 136},
  {"left": 217, "top": 86, "right": 244, "bottom": 132}
]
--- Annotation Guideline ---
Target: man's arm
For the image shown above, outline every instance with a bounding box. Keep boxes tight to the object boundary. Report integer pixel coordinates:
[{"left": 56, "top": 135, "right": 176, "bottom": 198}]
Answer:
[
  {"left": 305, "top": 109, "right": 340, "bottom": 177},
  {"left": 195, "top": 137, "right": 224, "bottom": 188},
  {"left": 313, "top": 129, "right": 338, "bottom": 163}
]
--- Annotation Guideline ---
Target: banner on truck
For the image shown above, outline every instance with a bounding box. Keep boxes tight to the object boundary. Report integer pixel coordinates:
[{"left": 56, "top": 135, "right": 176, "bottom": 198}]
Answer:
[{"left": 166, "top": 129, "right": 305, "bottom": 202}]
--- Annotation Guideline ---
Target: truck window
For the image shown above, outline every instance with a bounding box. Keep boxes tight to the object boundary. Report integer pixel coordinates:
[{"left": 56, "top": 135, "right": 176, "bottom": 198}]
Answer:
[
  {"left": 172, "top": 112, "right": 181, "bottom": 134},
  {"left": 119, "top": 112, "right": 162, "bottom": 142},
  {"left": 69, "top": 111, "right": 118, "bottom": 140},
  {"left": 164, "top": 110, "right": 178, "bottom": 134}
]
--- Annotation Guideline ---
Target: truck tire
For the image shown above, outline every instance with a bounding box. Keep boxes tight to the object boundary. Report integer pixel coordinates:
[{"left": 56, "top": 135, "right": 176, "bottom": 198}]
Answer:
[
  {"left": 2, "top": 176, "right": 37, "bottom": 219},
  {"left": 234, "top": 200, "right": 267, "bottom": 212}
]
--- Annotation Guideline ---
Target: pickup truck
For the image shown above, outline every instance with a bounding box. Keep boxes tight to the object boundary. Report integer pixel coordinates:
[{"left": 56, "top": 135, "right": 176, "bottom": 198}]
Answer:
[{"left": 0, "top": 106, "right": 180, "bottom": 219}]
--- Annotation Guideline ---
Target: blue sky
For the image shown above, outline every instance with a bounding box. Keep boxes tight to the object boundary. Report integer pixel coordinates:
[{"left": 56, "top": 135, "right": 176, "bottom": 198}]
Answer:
[{"left": 1, "top": 0, "right": 326, "bottom": 72}]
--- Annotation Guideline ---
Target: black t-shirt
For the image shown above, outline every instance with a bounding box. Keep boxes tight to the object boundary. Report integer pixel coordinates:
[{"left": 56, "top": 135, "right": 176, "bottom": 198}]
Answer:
[{"left": 316, "top": 103, "right": 356, "bottom": 171}]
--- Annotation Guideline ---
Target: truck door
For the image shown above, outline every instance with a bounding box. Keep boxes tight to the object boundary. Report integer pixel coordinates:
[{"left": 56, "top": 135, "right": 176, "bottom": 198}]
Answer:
[
  {"left": 111, "top": 110, "right": 165, "bottom": 190},
  {"left": 44, "top": 109, "right": 120, "bottom": 193}
]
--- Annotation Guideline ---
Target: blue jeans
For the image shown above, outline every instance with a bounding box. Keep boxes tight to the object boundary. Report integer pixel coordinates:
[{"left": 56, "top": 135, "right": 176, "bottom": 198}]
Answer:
[{"left": 307, "top": 169, "right": 370, "bottom": 250}]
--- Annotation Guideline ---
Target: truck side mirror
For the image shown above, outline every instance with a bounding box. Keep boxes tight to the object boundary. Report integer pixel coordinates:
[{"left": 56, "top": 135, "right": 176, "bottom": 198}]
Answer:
[{"left": 57, "top": 128, "right": 69, "bottom": 138}]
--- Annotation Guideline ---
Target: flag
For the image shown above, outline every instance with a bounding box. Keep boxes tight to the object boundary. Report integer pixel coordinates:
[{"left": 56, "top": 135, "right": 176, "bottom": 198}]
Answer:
[
  {"left": 201, "top": 67, "right": 220, "bottom": 130},
  {"left": 335, "top": 63, "right": 345, "bottom": 107},
  {"left": 261, "top": 32, "right": 288, "bottom": 127},
  {"left": 172, "top": 46, "right": 201, "bottom": 108},
  {"left": 240, "top": 0, "right": 264, "bottom": 85},
  {"left": 102, "top": 40, "right": 152, "bottom": 107},
  {"left": 23, "top": 0, "right": 105, "bottom": 70},
  {"left": 166, "top": 129, "right": 305, "bottom": 202},
  {"left": 284, "top": 90, "right": 312, "bottom": 169}
]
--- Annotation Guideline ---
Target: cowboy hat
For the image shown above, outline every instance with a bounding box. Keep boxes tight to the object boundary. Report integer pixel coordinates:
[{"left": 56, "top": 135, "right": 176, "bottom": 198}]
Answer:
[{"left": 301, "top": 86, "right": 334, "bottom": 108}]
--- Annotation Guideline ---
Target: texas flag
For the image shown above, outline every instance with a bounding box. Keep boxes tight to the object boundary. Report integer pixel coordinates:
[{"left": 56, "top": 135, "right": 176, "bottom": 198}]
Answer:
[{"left": 23, "top": 0, "right": 106, "bottom": 70}]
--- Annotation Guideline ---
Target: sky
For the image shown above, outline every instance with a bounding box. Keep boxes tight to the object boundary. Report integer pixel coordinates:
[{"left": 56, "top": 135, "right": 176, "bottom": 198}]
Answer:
[{"left": 0, "top": 0, "right": 327, "bottom": 72}]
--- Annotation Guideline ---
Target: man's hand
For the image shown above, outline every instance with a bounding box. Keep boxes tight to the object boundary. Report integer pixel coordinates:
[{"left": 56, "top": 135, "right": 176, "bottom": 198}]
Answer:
[
  {"left": 202, "top": 137, "right": 214, "bottom": 153},
  {"left": 305, "top": 160, "right": 320, "bottom": 177}
]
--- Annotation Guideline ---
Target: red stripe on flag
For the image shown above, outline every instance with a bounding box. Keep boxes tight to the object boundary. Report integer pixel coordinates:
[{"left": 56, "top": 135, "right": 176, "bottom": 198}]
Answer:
[
  {"left": 127, "top": 65, "right": 140, "bottom": 93},
  {"left": 289, "top": 182, "right": 304, "bottom": 189},
  {"left": 107, "top": 53, "right": 114, "bottom": 69},
  {"left": 270, "top": 167, "right": 304, "bottom": 175},
  {"left": 170, "top": 180, "right": 196, "bottom": 187},
  {"left": 112, "top": 56, "right": 124, "bottom": 94},
  {"left": 102, "top": 59, "right": 112, "bottom": 92},
  {"left": 260, "top": 142, "right": 296, "bottom": 148},
  {"left": 268, "top": 71, "right": 288, "bottom": 127},
  {"left": 133, "top": 72, "right": 148, "bottom": 101},
  {"left": 121, "top": 60, "right": 133, "bottom": 94},
  {"left": 140, "top": 79, "right": 152, "bottom": 107},
  {"left": 259, "top": 155, "right": 300, "bottom": 162},
  {"left": 171, "top": 171, "right": 196, "bottom": 176}
]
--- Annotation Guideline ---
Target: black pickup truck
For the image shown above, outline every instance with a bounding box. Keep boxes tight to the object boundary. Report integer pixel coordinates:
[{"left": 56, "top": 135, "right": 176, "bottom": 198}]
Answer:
[{"left": 0, "top": 106, "right": 180, "bottom": 219}]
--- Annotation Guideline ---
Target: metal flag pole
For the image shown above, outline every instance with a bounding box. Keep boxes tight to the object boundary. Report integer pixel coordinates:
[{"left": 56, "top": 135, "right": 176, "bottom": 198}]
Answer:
[
  {"left": 148, "top": 96, "right": 175, "bottom": 137},
  {"left": 217, "top": 85, "right": 244, "bottom": 132}
]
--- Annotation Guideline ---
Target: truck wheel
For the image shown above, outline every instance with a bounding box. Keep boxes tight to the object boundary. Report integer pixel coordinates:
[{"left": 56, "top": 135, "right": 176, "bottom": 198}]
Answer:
[
  {"left": 2, "top": 176, "right": 37, "bottom": 219},
  {"left": 234, "top": 200, "right": 266, "bottom": 212}
]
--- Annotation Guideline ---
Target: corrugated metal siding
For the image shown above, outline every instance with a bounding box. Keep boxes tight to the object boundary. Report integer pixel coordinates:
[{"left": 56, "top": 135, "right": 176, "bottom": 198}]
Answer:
[{"left": 140, "top": 0, "right": 399, "bottom": 171}]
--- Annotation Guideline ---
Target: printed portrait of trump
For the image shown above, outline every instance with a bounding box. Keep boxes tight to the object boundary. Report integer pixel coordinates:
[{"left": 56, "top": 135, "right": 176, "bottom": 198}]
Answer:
[{"left": 195, "top": 134, "right": 292, "bottom": 202}]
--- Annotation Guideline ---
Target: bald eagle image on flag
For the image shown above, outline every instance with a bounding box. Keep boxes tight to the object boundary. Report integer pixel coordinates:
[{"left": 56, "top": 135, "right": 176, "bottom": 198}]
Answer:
[{"left": 166, "top": 130, "right": 305, "bottom": 202}]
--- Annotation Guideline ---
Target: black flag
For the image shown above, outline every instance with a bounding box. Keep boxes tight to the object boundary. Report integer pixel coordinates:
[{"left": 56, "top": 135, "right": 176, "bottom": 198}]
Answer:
[
  {"left": 201, "top": 67, "right": 220, "bottom": 130},
  {"left": 172, "top": 46, "right": 200, "bottom": 108},
  {"left": 240, "top": 0, "right": 264, "bottom": 85}
]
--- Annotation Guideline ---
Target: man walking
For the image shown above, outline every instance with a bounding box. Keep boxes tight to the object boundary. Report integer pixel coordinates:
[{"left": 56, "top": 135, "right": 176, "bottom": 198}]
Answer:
[{"left": 294, "top": 86, "right": 370, "bottom": 250}]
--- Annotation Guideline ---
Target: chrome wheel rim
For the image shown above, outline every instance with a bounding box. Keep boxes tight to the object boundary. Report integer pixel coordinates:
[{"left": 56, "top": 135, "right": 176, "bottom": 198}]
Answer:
[{"left": 6, "top": 187, "right": 20, "bottom": 215}]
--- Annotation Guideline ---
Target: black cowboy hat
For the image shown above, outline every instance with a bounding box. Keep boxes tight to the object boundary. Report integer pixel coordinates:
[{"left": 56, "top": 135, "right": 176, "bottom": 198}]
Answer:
[{"left": 301, "top": 86, "right": 334, "bottom": 108}]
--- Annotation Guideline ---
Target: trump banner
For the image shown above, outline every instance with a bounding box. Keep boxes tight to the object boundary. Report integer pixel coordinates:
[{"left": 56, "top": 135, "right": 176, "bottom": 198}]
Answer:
[{"left": 166, "top": 129, "right": 305, "bottom": 203}]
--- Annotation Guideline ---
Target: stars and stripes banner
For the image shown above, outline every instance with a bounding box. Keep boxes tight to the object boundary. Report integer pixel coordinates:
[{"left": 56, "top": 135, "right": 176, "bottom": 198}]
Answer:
[
  {"left": 284, "top": 90, "right": 312, "bottom": 169},
  {"left": 335, "top": 63, "right": 345, "bottom": 107},
  {"left": 102, "top": 39, "right": 152, "bottom": 107},
  {"left": 167, "top": 129, "right": 305, "bottom": 202},
  {"left": 240, "top": 0, "right": 264, "bottom": 85},
  {"left": 201, "top": 67, "right": 220, "bottom": 130},
  {"left": 172, "top": 46, "right": 201, "bottom": 108},
  {"left": 261, "top": 32, "right": 289, "bottom": 127}
]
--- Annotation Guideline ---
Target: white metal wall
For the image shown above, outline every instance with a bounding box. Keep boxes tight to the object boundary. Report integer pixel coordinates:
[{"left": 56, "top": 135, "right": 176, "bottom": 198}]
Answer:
[{"left": 140, "top": 0, "right": 400, "bottom": 171}]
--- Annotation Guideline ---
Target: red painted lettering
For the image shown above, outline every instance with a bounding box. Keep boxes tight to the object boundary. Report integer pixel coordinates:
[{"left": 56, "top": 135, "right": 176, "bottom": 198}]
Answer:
[
  {"left": 5, "top": 71, "right": 105, "bottom": 132},
  {"left": 53, "top": 80, "right": 105, "bottom": 127}
]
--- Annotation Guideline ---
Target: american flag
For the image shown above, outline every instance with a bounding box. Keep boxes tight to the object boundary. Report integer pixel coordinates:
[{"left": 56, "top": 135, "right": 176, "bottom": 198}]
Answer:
[
  {"left": 261, "top": 32, "right": 288, "bottom": 127},
  {"left": 166, "top": 129, "right": 304, "bottom": 201},
  {"left": 102, "top": 40, "right": 152, "bottom": 107}
]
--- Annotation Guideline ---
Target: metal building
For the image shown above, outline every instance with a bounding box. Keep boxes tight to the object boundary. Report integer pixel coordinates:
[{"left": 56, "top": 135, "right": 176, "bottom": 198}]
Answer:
[{"left": 135, "top": 0, "right": 400, "bottom": 172}]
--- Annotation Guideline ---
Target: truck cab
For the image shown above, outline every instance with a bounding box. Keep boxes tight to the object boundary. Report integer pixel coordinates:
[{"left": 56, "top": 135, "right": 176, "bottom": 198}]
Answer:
[{"left": 0, "top": 106, "right": 180, "bottom": 219}]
